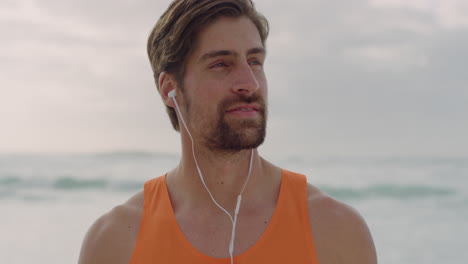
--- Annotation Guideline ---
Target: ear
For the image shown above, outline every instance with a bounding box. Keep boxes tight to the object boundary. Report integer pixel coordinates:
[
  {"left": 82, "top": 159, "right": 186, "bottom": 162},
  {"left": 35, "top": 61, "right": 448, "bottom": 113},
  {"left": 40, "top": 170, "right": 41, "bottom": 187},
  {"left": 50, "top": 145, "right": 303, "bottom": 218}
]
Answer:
[{"left": 159, "top": 72, "right": 178, "bottom": 108}]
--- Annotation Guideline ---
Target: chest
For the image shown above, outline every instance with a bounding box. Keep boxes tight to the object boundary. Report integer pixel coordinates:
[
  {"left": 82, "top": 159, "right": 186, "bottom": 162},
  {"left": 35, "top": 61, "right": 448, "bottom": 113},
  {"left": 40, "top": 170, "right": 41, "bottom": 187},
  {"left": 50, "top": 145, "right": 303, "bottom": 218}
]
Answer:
[{"left": 175, "top": 205, "right": 275, "bottom": 258}]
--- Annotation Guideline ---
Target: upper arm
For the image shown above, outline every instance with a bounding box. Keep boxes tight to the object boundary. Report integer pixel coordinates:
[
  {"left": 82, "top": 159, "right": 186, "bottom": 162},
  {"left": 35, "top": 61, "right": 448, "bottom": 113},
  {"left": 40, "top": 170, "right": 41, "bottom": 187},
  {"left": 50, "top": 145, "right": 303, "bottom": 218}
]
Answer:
[
  {"left": 307, "top": 184, "right": 377, "bottom": 264},
  {"left": 78, "top": 206, "right": 134, "bottom": 264},
  {"left": 78, "top": 211, "right": 116, "bottom": 264},
  {"left": 333, "top": 202, "right": 377, "bottom": 264},
  {"left": 79, "top": 192, "right": 143, "bottom": 264}
]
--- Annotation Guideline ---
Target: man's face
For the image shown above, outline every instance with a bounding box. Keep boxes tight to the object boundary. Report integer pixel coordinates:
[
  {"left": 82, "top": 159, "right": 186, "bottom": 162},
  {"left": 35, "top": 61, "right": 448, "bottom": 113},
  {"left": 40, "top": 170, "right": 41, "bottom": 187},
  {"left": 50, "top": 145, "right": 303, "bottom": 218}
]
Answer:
[{"left": 179, "top": 16, "right": 268, "bottom": 152}]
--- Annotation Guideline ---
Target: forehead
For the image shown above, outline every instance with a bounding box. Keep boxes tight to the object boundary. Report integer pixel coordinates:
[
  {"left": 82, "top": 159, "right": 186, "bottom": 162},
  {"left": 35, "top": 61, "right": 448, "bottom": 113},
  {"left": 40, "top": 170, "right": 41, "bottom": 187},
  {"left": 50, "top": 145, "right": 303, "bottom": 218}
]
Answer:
[{"left": 191, "top": 16, "right": 263, "bottom": 60}]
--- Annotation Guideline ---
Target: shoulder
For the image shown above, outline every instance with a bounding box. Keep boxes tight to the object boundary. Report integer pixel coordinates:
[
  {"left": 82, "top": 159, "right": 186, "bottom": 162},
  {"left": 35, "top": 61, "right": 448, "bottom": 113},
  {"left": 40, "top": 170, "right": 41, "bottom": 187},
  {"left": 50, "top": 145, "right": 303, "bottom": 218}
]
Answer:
[
  {"left": 306, "top": 183, "right": 377, "bottom": 264},
  {"left": 78, "top": 190, "right": 144, "bottom": 264}
]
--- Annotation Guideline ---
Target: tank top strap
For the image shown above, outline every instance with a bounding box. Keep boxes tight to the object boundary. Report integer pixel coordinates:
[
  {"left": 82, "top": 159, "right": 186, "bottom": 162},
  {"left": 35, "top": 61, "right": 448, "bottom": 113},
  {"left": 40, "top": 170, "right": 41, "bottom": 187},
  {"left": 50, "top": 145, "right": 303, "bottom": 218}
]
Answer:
[
  {"left": 282, "top": 169, "right": 311, "bottom": 221},
  {"left": 237, "top": 169, "right": 319, "bottom": 264},
  {"left": 283, "top": 170, "right": 317, "bottom": 255},
  {"left": 130, "top": 175, "right": 178, "bottom": 263}
]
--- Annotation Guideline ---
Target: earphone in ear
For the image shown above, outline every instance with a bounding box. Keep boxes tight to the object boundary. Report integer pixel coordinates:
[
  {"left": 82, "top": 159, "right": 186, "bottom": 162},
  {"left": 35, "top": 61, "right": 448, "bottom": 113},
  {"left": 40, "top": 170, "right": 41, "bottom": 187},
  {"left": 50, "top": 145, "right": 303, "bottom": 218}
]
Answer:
[{"left": 168, "top": 89, "right": 177, "bottom": 99}]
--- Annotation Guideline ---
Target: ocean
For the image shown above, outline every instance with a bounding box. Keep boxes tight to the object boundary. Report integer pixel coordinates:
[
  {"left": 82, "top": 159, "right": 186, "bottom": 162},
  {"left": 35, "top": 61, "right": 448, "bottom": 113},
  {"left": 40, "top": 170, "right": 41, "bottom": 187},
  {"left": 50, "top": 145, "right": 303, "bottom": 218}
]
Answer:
[{"left": 0, "top": 152, "right": 467, "bottom": 263}]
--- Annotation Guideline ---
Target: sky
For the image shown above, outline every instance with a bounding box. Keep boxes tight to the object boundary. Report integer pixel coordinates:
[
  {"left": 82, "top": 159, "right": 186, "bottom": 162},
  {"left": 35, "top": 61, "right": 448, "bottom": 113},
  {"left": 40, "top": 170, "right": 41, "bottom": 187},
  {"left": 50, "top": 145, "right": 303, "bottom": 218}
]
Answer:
[{"left": 1, "top": 0, "right": 467, "bottom": 158}]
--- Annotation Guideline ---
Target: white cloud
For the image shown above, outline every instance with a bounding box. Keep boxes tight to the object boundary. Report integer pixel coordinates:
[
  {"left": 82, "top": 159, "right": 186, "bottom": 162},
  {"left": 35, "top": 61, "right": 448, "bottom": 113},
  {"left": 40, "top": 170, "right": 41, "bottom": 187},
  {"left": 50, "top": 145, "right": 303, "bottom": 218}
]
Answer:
[
  {"left": 343, "top": 44, "right": 429, "bottom": 70},
  {"left": 369, "top": 0, "right": 434, "bottom": 11},
  {"left": 370, "top": 0, "right": 468, "bottom": 29}
]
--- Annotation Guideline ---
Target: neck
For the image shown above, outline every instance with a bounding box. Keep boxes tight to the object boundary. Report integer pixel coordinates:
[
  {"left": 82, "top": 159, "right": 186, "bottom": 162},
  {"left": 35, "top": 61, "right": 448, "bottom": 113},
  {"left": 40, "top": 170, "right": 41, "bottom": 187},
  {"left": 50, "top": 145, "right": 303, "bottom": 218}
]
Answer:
[
  {"left": 178, "top": 144, "right": 260, "bottom": 206},
  {"left": 169, "top": 126, "right": 269, "bottom": 208},
  {"left": 166, "top": 127, "right": 281, "bottom": 215}
]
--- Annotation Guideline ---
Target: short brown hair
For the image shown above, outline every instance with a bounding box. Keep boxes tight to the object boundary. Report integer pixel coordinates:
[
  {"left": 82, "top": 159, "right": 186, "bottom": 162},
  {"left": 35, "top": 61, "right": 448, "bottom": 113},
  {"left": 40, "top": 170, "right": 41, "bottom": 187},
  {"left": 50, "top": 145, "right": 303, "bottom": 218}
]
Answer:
[{"left": 147, "top": 0, "right": 269, "bottom": 131}]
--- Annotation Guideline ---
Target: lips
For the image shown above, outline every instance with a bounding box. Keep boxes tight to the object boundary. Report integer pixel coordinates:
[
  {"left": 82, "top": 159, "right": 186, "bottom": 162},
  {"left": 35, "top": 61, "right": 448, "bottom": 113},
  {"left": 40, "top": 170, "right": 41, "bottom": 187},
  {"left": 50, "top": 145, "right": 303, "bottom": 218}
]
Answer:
[{"left": 226, "top": 104, "right": 259, "bottom": 112}]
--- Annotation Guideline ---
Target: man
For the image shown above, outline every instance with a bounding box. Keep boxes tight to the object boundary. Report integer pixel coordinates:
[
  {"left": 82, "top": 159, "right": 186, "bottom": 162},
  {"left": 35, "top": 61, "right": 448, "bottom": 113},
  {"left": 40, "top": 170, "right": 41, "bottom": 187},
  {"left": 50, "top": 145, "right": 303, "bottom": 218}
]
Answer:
[{"left": 79, "top": 0, "right": 377, "bottom": 263}]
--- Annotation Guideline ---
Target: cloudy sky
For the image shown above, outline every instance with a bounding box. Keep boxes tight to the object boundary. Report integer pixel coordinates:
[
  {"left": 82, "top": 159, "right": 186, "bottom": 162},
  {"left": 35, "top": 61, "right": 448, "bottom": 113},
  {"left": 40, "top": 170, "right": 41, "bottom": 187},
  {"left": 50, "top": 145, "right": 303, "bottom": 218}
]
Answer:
[{"left": 1, "top": 0, "right": 467, "bottom": 158}]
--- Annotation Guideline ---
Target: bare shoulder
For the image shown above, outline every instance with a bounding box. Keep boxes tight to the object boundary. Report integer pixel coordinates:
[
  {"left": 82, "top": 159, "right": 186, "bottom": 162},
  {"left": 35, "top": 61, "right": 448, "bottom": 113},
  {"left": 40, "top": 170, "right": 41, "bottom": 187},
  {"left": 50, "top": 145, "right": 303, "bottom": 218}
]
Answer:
[
  {"left": 78, "top": 190, "right": 144, "bottom": 264},
  {"left": 306, "top": 183, "right": 377, "bottom": 264}
]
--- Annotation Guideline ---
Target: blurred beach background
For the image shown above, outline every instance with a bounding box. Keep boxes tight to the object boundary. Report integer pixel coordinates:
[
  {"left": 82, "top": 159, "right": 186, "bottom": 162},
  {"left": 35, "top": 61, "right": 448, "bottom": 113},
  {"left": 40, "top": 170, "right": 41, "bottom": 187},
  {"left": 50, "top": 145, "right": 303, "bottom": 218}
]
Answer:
[
  {"left": 1, "top": 0, "right": 467, "bottom": 263},
  {"left": 1, "top": 153, "right": 467, "bottom": 263}
]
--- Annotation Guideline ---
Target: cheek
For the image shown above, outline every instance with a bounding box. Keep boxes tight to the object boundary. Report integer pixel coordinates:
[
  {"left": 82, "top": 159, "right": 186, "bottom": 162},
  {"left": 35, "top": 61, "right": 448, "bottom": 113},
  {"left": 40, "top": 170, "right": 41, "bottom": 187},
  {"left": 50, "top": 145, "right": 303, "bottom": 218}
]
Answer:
[
  {"left": 187, "top": 92, "right": 220, "bottom": 121},
  {"left": 258, "top": 76, "right": 268, "bottom": 95},
  {"left": 254, "top": 70, "right": 267, "bottom": 85}
]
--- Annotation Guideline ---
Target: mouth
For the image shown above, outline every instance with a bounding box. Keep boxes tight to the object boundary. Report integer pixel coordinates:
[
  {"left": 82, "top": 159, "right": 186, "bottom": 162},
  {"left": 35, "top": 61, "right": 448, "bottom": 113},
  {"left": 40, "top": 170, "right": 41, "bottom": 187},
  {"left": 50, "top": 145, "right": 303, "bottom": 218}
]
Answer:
[
  {"left": 226, "top": 104, "right": 259, "bottom": 113},
  {"left": 225, "top": 104, "right": 260, "bottom": 119}
]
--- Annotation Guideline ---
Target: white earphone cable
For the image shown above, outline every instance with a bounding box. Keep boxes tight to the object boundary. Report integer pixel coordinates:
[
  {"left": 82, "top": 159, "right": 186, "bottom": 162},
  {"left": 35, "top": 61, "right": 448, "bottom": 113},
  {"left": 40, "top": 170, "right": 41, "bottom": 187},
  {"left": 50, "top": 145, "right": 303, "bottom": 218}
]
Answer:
[{"left": 171, "top": 93, "right": 254, "bottom": 264}]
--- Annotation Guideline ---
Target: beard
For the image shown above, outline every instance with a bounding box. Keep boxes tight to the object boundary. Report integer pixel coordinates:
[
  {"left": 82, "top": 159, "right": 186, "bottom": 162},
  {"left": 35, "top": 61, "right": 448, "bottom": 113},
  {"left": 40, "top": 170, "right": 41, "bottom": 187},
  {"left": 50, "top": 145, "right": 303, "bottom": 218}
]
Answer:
[
  {"left": 211, "top": 94, "right": 267, "bottom": 151},
  {"left": 185, "top": 93, "right": 267, "bottom": 152}
]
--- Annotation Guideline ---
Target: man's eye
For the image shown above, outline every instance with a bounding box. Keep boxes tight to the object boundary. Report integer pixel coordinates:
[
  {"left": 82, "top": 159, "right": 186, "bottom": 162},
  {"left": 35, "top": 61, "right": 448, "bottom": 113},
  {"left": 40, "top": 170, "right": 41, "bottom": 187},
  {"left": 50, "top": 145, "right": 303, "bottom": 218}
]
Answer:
[
  {"left": 212, "top": 62, "right": 227, "bottom": 68},
  {"left": 249, "top": 60, "right": 262, "bottom": 66}
]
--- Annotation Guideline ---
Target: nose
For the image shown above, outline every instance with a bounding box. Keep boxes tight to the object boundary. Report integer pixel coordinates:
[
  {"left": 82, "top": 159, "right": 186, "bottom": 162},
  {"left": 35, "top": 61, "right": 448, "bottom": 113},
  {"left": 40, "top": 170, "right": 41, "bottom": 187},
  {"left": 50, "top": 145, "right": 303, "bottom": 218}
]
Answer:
[{"left": 231, "top": 63, "right": 259, "bottom": 96}]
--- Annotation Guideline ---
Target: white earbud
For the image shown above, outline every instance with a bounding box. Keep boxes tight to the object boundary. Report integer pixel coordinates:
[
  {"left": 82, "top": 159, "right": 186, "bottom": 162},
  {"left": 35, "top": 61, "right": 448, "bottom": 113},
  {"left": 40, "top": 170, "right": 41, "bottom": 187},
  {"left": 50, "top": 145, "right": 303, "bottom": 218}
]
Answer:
[{"left": 168, "top": 89, "right": 177, "bottom": 99}]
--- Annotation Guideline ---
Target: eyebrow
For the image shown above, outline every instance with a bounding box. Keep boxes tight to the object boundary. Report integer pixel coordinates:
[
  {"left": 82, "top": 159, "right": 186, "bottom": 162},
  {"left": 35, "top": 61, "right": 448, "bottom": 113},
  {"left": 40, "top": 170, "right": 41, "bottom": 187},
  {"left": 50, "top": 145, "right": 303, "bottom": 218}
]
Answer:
[{"left": 198, "top": 47, "right": 266, "bottom": 62}]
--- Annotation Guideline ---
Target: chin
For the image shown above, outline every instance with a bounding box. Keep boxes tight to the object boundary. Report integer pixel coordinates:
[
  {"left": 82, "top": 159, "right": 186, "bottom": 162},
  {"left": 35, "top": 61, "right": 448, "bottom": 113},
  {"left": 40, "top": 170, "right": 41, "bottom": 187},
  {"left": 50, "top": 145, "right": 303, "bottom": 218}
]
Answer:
[
  {"left": 216, "top": 126, "right": 266, "bottom": 151},
  {"left": 203, "top": 113, "right": 267, "bottom": 151}
]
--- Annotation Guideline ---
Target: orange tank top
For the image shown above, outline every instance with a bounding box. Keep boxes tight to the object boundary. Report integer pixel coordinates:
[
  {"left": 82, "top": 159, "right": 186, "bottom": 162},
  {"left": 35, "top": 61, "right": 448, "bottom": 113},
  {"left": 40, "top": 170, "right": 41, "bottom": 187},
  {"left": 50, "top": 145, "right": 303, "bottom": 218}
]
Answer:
[{"left": 130, "top": 169, "right": 319, "bottom": 264}]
